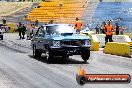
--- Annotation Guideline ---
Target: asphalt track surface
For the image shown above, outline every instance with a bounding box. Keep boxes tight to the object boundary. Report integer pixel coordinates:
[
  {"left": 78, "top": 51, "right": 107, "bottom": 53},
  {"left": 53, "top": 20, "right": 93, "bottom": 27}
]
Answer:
[{"left": 0, "top": 33, "right": 132, "bottom": 88}]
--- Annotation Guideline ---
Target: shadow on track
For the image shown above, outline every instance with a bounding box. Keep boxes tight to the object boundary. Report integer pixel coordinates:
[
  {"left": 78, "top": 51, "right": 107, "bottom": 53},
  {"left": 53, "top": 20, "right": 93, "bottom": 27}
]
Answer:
[{"left": 28, "top": 55, "right": 89, "bottom": 64}]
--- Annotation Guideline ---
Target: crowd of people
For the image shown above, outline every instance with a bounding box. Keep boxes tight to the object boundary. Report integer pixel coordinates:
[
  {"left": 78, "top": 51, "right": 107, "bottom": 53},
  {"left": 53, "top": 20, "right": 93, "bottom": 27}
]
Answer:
[
  {"left": 17, "top": 22, "right": 27, "bottom": 39},
  {"left": 94, "top": 21, "right": 125, "bottom": 44},
  {"left": 74, "top": 18, "right": 126, "bottom": 44},
  {"left": 0, "top": 17, "right": 127, "bottom": 45},
  {"left": 95, "top": 21, "right": 125, "bottom": 35},
  {"left": 16, "top": 20, "right": 45, "bottom": 40}
]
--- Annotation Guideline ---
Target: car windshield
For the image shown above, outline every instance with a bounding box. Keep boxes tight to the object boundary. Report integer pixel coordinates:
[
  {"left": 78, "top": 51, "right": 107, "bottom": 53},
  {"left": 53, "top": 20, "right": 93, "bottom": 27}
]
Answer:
[{"left": 46, "top": 25, "right": 74, "bottom": 34}]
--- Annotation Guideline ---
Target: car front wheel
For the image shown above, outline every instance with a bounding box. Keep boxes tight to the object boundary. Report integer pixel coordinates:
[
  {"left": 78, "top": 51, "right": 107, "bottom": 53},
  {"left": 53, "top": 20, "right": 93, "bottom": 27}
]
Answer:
[
  {"left": 45, "top": 49, "right": 53, "bottom": 62},
  {"left": 0, "top": 35, "right": 3, "bottom": 40},
  {"left": 33, "top": 45, "right": 42, "bottom": 58},
  {"left": 81, "top": 48, "right": 90, "bottom": 61}
]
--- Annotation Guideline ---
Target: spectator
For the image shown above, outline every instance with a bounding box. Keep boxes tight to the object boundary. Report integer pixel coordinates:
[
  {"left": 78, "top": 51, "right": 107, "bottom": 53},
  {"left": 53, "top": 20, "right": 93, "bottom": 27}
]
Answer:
[
  {"left": 35, "top": 20, "right": 39, "bottom": 27},
  {"left": 38, "top": 6, "right": 42, "bottom": 8},
  {"left": 26, "top": 25, "right": 31, "bottom": 40},
  {"left": 27, "top": 24, "right": 35, "bottom": 39},
  {"left": 75, "top": 18, "right": 82, "bottom": 34},
  {"left": 2, "top": 18, "right": 6, "bottom": 24},
  {"left": 101, "top": 22, "right": 106, "bottom": 34},
  {"left": 21, "top": 24, "right": 26, "bottom": 39},
  {"left": 5, "top": 26, "right": 10, "bottom": 32},
  {"left": 95, "top": 24, "right": 100, "bottom": 34},
  {"left": 42, "top": 0, "right": 45, "bottom": 2},
  {"left": 115, "top": 23, "right": 120, "bottom": 35},
  {"left": 18, "top": 23, "right": 22, "bottom": 39},
  {"left": 48, "top": 20, "right": 53, "bottom": 24},
  {"left": 86, "top": 0, "right": 91, "bottom": 4},
  {"left": 59, "top": 3, "right": 63, "bottom": 9},
  {"left": 120, "top": 26, "right": 125, "bottom": 35}
]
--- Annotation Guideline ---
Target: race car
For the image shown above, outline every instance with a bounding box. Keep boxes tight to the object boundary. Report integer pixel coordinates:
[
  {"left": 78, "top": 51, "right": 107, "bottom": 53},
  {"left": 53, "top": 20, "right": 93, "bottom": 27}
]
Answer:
[{"left": 31, "top": 24, "right": 91, "bottom": 62}]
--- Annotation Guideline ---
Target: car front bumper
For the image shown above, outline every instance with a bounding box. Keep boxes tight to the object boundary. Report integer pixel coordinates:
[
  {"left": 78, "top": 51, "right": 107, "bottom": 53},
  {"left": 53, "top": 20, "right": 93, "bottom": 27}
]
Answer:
[{"left": 50, "top": 45, "right": 91, "bottom": 56}]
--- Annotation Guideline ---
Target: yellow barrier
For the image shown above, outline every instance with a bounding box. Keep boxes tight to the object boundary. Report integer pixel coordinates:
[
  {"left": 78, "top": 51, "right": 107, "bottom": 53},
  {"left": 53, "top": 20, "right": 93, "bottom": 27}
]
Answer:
[
  {"left": 103, "top": 42, "right": 131, "bottom": 57},
  {"left": 4, "top": 24, "right": 15, "bottom": 33},
  {"left": 89, "top": 34, "right": 99, "bottom": 51},
  {"left": 128, "top": 42, "right": 132, "bottom": 46}
]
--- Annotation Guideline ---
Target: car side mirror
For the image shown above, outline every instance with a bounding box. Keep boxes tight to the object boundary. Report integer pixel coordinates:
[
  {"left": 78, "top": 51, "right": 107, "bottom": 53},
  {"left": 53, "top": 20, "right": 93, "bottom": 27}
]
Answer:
[{"left": 37, "top": 33, "right": 42, "bottom": 36}]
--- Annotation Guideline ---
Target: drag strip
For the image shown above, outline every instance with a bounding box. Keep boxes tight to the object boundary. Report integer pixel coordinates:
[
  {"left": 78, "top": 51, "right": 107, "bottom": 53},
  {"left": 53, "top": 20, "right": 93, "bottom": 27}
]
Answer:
[{"left": 0, "top": 33, "right": 132, "bottom": 88}]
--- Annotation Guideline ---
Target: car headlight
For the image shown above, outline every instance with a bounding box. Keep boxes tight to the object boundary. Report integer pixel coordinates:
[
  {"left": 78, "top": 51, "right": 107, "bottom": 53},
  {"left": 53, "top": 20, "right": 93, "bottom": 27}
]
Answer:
[
  {"left": 84, "top": 40, "right": 90, "bottom": 45},
  {"left": 53, "top": 41, "right": 60, "bottom": 47}
]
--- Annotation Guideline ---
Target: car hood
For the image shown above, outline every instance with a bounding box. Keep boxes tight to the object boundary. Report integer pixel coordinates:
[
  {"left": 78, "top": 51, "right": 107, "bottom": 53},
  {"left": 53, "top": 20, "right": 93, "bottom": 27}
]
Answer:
[{"left": 50, "top": 34, "right": 90, "bottom": 41}]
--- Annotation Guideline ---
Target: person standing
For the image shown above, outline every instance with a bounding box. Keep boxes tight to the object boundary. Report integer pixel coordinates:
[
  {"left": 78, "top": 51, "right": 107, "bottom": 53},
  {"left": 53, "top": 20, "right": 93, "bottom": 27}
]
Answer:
[
  {"left": 95, "top": 24, "right": 100, "bottom": 34},
  {"left": 104, "top": 21, "right": 114, "bottom": 44},
  {"left": 30, "top": 24, "right": 35, "bottom": 39},
  {"left": 35, "top": 20, "right": 39, "bottom": 27},
  {"left": 21, "top": 24, "right": 26, "bottom": 39},
  {"left": 48, "top": 20, "right": 53, "bottom": 24},
  {"left": 18, "top": 22, "right": 22, "bottom": 39},
  {"left": 26, "top": 24, "right": 32, "bottom": 40},
  {"left": 2, "top": 18, "right": 6, "bottom": 24},
  {"left": 120, "top": 26, "right": 125, "bottom": 35},
  {"left": 115, "top": 23, "right": 120, "bottom": 35},
  {"left": 75, "top": 18, "right": 82, "bottom": 34},
  {"left": 101, "top": 22, "right": 106, "bottom": 34}
]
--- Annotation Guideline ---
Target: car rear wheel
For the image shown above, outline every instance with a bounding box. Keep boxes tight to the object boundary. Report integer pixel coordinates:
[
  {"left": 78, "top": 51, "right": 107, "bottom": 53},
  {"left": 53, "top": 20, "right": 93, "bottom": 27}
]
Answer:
[
  {"left": 33, "top": 45, "right": 42, "bottom": 58},
  {"left": 0, "top": 35, "right": 3, "bottom": 40}
]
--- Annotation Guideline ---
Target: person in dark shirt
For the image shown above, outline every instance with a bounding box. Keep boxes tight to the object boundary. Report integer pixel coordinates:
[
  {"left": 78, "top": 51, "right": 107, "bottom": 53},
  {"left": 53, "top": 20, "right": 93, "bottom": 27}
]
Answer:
[
  {"left": 21, "top": 24, "right": 26, "bottom": 39},
  {"left": 35, "top": 20, "right": 39, "bottom": 27},
  {"left": 101, "top": 22, "right": 106, "bottom": 34},
  {"left": 115, "top": 23, "right": 120, "bottom": 35},
  {"left": 18, "top": 22, "right": 22, "bottom": 39},
  {"left": 95, "top": 24, "right": 100, "bottom": 34},
  {"left": 48, "top": 20, "right": 53, "bottom": 24}
]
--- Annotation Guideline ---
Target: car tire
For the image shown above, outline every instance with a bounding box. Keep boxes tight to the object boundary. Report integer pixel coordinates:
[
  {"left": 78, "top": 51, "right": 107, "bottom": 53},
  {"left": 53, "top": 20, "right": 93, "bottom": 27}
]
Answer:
[
  {"left": 62, "top": 55, "right": 69, "bottom": 59},
  {"left": 1, "top": 36, "right": 3, "bottom": 40},
  {"left": 33, "top": 45, "right": 42, "bottom": 58},
  {"left": 81, "top": 48, "right": 90, "bottom": 61},
  {"left": 45, "top": 48, "right": 53, "bottom": 62},
  {"left": 0, "top": 35, "right": 3, "bottom": 40}
]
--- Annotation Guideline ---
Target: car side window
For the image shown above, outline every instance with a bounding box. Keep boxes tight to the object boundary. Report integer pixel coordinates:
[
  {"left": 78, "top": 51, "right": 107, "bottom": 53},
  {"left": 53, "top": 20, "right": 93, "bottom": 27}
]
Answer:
[
  {"left": 38, "top": 31, "right": 45, "bottom": 37},
  {"left": 35, "top": 27, "right": 45, "bottom": 37}
]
